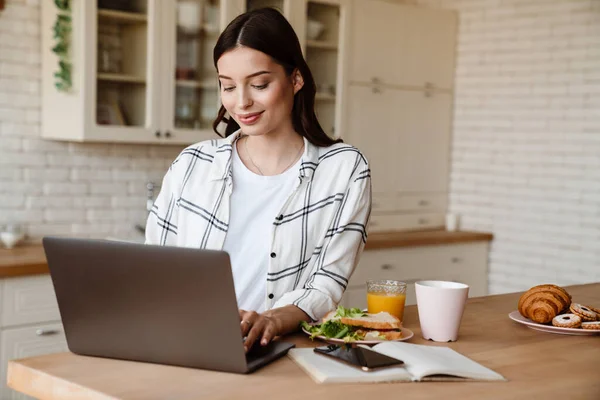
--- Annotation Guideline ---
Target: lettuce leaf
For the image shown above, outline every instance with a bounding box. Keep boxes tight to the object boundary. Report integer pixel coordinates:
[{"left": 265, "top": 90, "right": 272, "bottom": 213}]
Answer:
[{"left": 334, "top": 305, "right": 367, "bottom": 318}]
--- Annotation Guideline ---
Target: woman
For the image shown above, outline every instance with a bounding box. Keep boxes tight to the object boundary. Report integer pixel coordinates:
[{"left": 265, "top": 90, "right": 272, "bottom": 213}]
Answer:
[{"left": 146, "top": 8, "right": 371, "bottom": 352}]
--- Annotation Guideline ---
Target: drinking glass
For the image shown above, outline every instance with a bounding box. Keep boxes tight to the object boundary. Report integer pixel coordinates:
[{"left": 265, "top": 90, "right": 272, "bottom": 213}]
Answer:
[{"left": 367, "top": 280, "right": 407, "bottom": 322}]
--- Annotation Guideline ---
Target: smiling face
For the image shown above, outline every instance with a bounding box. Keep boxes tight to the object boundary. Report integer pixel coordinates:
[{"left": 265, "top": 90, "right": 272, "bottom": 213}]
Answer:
[{"left": 216, "top": 46, "right": 303, "bottom": 138}]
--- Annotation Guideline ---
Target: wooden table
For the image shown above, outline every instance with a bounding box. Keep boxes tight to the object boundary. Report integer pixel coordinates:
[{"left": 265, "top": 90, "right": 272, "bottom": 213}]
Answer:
[{"left": 8, "top": 284, "right": 599, "bottom": 400}]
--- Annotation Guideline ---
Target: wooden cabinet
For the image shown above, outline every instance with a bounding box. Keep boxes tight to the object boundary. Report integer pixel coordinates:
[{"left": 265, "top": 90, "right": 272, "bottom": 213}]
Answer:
[
  {"left": 341, "top": 242, "right": 489, "bottom": 309},
  {"left": 343, "top": 0, "right": 457, "bottom": 232},
  {"left": 41, "top": 0, "right": 244, "bottom": 145},
  {"left": 0, "top": 276, "right": 65, "bottom": 400}
]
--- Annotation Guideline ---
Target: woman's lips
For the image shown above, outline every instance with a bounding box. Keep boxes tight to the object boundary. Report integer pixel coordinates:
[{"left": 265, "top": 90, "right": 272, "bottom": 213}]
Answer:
[{"left": 237, "top": 111, "right": 264, "bottom": 125}]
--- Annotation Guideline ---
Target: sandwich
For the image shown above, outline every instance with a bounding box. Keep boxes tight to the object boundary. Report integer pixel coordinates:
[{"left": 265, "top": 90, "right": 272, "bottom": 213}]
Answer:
[{"left": 301, "top": 306, "right": 402, "bottom": 342}]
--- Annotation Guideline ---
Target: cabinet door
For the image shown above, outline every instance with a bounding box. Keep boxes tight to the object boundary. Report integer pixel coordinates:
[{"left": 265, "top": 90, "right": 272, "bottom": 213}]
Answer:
[
  {"left": 348, "top": 0, "right": 406, "bottom": 87},
  {"left": 395, "top": 90, "right": 452, "bottom": 193},
  {"left": 1, "top": 276, "right": 61, "bottom": 328},
  {"left": 1, "top": 323, "right": 68, "bottom": 400},
  {"left": 85, "top": 0, "right": 164, "bottom": 143},
  {"left": 349, "top": 0, "right": 456, "bottom": 89},
  {"left": 343, "top": 84, "right": 402, "bottom": 196},
  {"left": 345, "top": 84, "right": 451, "bottom": 195},
  {"left": 160, "top": 0, "right": 230, "bottom": 145},
  {"left": 399, "top": 6, "right": 457, "bottom": 90}
]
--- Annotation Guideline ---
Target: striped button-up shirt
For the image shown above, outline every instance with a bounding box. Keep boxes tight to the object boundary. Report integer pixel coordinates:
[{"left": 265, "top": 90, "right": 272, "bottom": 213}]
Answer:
[{"left": 145, "top": 131, "right": 372, "bottom": 320}]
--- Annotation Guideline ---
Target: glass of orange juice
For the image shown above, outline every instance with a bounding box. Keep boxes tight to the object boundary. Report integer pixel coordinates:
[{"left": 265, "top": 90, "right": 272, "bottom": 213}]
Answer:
[{"left": 367, "top": 280, "right": 407, "bottom": 322}]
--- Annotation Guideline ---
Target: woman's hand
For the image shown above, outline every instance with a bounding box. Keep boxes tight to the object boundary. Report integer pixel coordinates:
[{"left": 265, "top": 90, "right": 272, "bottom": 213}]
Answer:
[
  {"left": 239, "top": 309, "right": 280, "bottom": 352},
  {"left": 239, "top": 305, "right": 311, "bottom": 352}
]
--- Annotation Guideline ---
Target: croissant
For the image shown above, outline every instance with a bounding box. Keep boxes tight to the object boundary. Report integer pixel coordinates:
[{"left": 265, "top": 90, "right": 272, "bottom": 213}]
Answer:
[{"left": 518, "top": 284, "right": 572, "bottom": 324}]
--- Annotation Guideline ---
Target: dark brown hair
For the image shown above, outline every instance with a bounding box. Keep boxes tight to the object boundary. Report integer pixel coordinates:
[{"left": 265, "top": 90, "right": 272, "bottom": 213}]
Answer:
[{"left": 212, "top": 8, "right": 342, "bottom": 147}]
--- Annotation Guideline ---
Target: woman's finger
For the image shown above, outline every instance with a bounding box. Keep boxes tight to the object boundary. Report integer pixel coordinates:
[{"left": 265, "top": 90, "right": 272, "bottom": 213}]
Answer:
[
  {"left": 260, "top": 321, "right": 277, "bottom": 346},
  {"left": 244, "top": 318, "right": 267, "bottom": 352},
  {"left": 240, "top": 311, "right": 259, "bottom": 337}
]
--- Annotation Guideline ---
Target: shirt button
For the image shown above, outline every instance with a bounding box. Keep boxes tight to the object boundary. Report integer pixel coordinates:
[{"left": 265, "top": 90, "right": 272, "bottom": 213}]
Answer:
[
  {"left": 268, "top": 293, "right": 274, "bottom": 299},
  {"left": 270, "top": 252, "right": 276, "bottom": 258}
]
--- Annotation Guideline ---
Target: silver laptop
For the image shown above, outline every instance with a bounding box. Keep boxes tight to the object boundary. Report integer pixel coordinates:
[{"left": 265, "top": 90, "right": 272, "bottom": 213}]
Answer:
[{"left": 42, "top": 236, "right": 295, "bottom": 374}]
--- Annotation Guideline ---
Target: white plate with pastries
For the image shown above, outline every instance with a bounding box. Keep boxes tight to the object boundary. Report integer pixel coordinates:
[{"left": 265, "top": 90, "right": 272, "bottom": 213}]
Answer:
[{"left": 508, "top": 311, "right": 600, "bottom": 336}]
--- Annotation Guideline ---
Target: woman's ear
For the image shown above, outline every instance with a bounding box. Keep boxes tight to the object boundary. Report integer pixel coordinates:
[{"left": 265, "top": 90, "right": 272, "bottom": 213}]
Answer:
[{"left": 292, "top": 69, "right": 304, "bottom": 95}]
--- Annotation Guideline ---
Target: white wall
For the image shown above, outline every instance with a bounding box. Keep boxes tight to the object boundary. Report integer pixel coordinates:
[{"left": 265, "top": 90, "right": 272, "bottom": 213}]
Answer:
[
  {"left": 411, "top": 0, "right": 600, "bottom": 293},
  {"left": 0, "top": 0, "right": 181, "bottom": 241}
]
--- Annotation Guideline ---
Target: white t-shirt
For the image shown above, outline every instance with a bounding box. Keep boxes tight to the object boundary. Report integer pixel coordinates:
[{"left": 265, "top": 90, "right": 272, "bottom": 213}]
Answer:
[{"left": 222, "top": 142, "right": 301, "bottom": 313}]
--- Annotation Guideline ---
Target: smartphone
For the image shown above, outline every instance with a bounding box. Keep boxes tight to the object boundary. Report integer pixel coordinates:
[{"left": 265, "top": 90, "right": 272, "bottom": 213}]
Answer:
[{"left": 314, "top": 345, "right": 404, "bottom": 371}]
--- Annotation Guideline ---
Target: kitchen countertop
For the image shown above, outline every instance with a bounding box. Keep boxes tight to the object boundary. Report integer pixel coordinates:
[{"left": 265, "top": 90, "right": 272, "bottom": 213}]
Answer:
[
  {"left": 0, "top": 244, "right": 48, "bottom": 278},
  {"left": 0, "top": 230, "right": 493, "bottom": 279},
  {"left": 7, "top": 283, "right": 599, "bottom": 400}
]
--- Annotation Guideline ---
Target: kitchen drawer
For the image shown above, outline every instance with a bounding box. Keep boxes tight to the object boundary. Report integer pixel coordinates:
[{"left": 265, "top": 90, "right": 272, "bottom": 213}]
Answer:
[
  {"left": 372, "top": 193, "right": 447, "bottom": 214},
  {"left": 368, "top": 212, "right": 444, "bottom": 233},
  {"left": 347, "top": 243, "right": 489, "bottom": 304},
  {"left": 1, "top": 275, "right": 61, "bottom": 328},
  {"left": 1, "top": 323, "right": 68, "bottom": 400}
]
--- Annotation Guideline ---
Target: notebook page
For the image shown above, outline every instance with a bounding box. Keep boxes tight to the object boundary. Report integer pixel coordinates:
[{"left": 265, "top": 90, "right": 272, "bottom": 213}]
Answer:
[
  {"left": 288, "top": 348, "right": 412, "bottom": 384},
  {"left": 370, "top": 342, "right": 506, "bottom": 382}
]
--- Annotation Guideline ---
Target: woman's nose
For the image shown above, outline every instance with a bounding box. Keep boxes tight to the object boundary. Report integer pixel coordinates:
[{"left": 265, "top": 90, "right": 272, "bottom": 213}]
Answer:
[{"left": 237, "top": 89, "right": 252, "bottom": 109}]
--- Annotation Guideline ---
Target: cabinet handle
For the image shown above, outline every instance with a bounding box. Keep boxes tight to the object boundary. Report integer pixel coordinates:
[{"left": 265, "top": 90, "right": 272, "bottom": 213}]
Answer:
[
  {"left": 36, "top": 329, "right": 59, "bottom": 336},
  {"left": 418, "top": 218, "right": 429, "bottom": 224},
  {"left": 371, "top": 77, "right": 380, "bottom": 84},
  {"left": 165, "top": 131, "right": 172, "bottom": 138},
  {"left": 451, "top": 257, "right": 462, "bottom": 263},
  {"left": 418, "top": 200, "right": 429, "bottom": 206},
  {"left": 381, "top": 264, "right": 393, "bottom": 270},
  {"left": 155, "top": 131, "right": 161, "bottom": 138},
  {"left": 372, "top": 87, "right": 381, "bottom": 94}
]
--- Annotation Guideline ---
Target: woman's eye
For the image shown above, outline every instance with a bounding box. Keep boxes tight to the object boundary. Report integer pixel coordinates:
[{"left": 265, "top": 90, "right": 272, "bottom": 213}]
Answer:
[
  {"left": 252, "top": 83, "right": 269, "bottom": 90},
  {"left": 223, "top": 86, "right": 235, "bottom": 92}
]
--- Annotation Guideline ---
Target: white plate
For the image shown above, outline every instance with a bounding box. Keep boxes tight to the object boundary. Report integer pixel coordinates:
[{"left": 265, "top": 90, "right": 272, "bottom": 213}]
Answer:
[
  {"left": 508, "top": 311, "right": 600, "bottom": 336},
  {"left": 301, "top": 326, "right": 414, "bottom": 345}
]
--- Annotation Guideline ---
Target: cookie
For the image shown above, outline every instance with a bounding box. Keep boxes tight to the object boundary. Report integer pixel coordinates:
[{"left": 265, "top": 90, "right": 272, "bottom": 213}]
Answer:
[
  {"left": 552, "top": 314, "right": 581, "bottom": 328},
  {"left": 570, "top": 303, "right": 598, "bottom": 322},
  {"left": 586, "top": 305, "right": 600, "bottom": 319},
  {"left": 581, "top": 321, "right": 600, "bottom": 330},
  {"left": 552, "top": 313, "right": 582, "bottom": 328}
]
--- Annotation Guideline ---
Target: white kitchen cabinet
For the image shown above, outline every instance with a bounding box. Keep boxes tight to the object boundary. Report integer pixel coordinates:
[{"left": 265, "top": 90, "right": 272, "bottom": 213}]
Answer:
[
  {"left": 342, "top": 0, "right": 457, "bottom": 232},
  {"left": 341, "top": 243, "right": 489, "bottom": 309},
  {"left": 348, "top": 0, "right": 457, "bottom": 90},
  {"left": 41, "top": 0, "right": 244, "bottom": 145},
  {"left": 1, "top": 323, "right": 68, "bottom": 400},
  {"left": 41, "top": 0, "right": 349, "bottom": 145},
  {"left": 345, "top": 84, "right": 452, "bottom": 231},
  {"left": 0, "top": 276, "right": 65, "bottom": 400},
  {"left": 1, "top": 275, "right": 61, "bottom": 328}
]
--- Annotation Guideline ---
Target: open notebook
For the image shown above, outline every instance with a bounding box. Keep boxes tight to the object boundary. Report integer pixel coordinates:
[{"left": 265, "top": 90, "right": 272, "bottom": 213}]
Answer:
[{"left": 288, "top": 342, "right": 506, "bottom": 384}]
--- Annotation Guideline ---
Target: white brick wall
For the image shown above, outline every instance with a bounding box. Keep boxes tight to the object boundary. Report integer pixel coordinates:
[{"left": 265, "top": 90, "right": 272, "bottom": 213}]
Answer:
[
  {"left": 413, "top": 0, "right": 600, "bottom": 293},
  {"left": 0, "top": 0, "right": 181, "bottom": 241}
]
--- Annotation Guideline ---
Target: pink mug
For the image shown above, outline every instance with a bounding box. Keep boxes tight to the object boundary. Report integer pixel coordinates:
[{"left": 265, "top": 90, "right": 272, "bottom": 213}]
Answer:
[{"left": 415, "top": 280, "right": 469, "bottom": 342}]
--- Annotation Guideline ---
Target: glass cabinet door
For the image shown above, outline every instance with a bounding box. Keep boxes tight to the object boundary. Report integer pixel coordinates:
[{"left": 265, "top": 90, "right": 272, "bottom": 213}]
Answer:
[
  {"left": 94, "top": 0, "right": 161, "bottom": 141},
  {"left": 162, "top": 0, "right": 223, "bottom": 143},
  {"left": 304, "top": 0, "right": 342, "bottom": 139}
]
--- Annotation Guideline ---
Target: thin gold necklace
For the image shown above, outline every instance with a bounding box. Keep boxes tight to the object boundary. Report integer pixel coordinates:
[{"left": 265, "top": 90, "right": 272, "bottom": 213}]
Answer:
[{"left": 244, "top": 136, "right": 304, "bottom": 176}]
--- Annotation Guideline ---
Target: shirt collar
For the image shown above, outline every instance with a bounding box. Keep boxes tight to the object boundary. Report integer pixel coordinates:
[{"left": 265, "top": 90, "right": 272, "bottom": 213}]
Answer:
[{"left": 208, "top": 129, "right": 319, "bottom": 182}]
